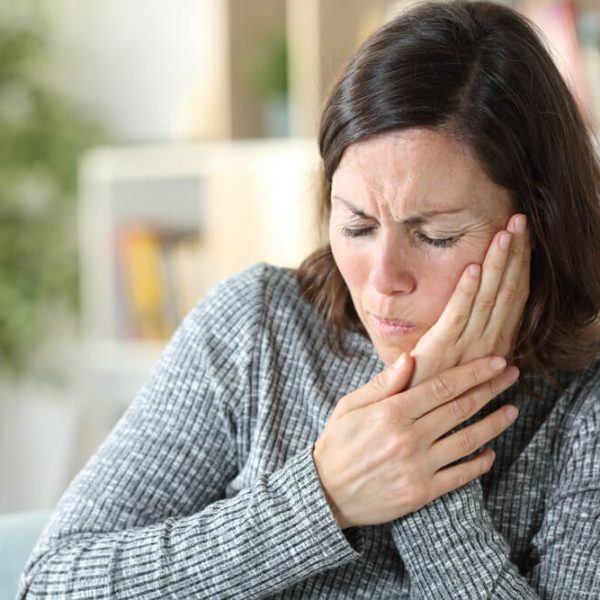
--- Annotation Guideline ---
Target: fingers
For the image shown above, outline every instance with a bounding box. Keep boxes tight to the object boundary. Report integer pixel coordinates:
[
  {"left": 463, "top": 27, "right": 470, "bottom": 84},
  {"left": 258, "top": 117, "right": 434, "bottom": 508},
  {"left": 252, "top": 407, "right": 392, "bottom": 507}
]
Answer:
[
  {"left": 337, "top": 352, "right": 414, "bottom": 415},
  {"left": 398, "top": 355, "right": 509, "bottom": 420},
  {"left": 485, "top": 214, "right": 531, "bottom": 344},
  {"left": 420, "top": 364, "right": 519, "bottom": 443},
  {"left": 462, "top": 228, "right": 513, "bottom": 337},
  {"left": 429, "top": 447, "right": 497, "bottom": 500},
  {"left": 429, "top": 402, "right": 518, "bottom": 483},
  {"left": 424, "top": 262, "right": 481, "bottom": 346}
]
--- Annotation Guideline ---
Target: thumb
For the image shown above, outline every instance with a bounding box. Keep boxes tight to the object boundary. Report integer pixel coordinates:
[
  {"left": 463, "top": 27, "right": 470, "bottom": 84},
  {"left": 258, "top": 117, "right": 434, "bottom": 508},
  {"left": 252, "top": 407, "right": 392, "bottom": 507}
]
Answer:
[{"left": 337, "top": 352, "right": 414, "bottom": 415}]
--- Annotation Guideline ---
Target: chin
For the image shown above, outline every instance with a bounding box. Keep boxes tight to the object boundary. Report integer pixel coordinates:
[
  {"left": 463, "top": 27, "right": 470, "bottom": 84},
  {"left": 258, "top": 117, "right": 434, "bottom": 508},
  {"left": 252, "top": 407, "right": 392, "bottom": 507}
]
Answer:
[
  {"left": 373, "top": 341, "right": 414, "bottom": 367},
  {"left": 362, "top": 318, "right": 422, "bottom": 366}
]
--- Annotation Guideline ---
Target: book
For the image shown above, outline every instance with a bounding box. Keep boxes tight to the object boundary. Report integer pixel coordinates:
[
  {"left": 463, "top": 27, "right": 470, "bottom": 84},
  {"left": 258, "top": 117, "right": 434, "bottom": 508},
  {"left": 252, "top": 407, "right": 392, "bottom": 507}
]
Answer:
[
  {"left": 115, "top": 225, "right": 213, "bottom": 341},
  {"left": 160, "top": 234, "right": 210, "bottom": 329},
  {"left": 116, "top": 225, "right": 169, "bottom": 341}
]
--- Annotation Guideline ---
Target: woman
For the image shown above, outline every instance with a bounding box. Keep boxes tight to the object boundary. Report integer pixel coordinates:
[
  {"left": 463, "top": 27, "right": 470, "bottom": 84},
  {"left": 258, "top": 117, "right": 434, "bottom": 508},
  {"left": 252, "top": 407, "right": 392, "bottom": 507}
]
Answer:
[{"left": 19, "top": 1, "right": 600, "bottom": 597}]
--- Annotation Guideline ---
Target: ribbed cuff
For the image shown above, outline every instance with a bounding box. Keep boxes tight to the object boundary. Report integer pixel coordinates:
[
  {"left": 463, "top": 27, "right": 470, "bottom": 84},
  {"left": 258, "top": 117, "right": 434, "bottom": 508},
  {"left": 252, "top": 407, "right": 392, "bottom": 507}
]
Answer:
[
  {"left": 286, "top": 445, "right": 363, "bottom": 562},
  {"left": 390, "top": 480, "right": 506, "bottom": 595}
]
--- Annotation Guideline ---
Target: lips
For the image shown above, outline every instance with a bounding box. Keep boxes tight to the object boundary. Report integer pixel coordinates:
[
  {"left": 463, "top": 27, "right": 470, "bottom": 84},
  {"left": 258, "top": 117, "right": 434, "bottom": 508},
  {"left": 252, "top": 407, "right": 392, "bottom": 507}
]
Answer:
[{"left": 369, "top": 312, "right": 418, "bottom": 336}]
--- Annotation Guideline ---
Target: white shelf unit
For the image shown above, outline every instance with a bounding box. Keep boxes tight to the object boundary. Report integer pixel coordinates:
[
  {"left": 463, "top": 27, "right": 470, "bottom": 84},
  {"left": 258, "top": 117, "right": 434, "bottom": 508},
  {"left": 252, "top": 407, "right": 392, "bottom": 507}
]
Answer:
[{"left": 77, "top": 138, "right": 320, "bottom": 420}]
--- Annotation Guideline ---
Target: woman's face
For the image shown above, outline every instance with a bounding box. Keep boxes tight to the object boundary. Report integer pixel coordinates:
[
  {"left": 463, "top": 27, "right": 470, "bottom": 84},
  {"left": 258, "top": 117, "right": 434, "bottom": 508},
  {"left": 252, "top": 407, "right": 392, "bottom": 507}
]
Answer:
[{"left": 330, "top": 128, "right": 513, "bottom": 366}]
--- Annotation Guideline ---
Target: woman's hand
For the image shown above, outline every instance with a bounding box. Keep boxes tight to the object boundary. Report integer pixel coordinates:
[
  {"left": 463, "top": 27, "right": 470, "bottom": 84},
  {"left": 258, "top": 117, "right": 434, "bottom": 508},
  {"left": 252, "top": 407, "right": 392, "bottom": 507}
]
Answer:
[
  {"left": 409, "top": 213, "right": 530, "bottom": 387},
  {"left": 313, "top": 354, "right": 519, "bottom": 529}
]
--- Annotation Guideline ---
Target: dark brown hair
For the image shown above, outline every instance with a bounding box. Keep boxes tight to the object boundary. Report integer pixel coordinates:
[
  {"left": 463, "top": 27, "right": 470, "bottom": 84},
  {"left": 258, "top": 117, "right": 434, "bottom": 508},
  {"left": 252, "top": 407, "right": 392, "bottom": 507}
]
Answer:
[{"left": 296, "top": 0, "right": 600, "bottom": 381}]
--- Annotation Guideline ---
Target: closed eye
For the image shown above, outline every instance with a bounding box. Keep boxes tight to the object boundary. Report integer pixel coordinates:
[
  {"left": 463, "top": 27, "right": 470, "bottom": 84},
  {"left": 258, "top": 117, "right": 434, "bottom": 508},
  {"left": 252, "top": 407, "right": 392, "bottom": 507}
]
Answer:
[
  {"left": 341, "top": 226, "right": 376, "bottom": 238},
  {"left": 341, "top": 226, "right": 461, "bottom": 247},
  {"left": 414, "top": 231, "right": 459, "bottom": 248}
]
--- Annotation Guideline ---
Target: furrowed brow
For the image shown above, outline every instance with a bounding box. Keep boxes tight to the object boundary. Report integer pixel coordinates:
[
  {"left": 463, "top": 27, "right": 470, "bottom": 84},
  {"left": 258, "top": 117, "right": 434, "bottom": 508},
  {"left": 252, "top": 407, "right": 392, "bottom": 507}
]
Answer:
[
  {"left": 332, "top": 195, "right": 467, "bottom": 223},
  {"left": 332, "top": 195, "right": 373, "bottom": 219},
  {"left": 403, "top": 207, "right": 466, "bottom": 225}
]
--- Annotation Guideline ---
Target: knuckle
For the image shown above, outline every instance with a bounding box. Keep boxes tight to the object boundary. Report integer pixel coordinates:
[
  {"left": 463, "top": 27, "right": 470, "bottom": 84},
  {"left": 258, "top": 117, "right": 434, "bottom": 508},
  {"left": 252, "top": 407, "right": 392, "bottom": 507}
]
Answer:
[
  {"left": 451, "top": 395, "right": 474, "bottom": 421},
  {"left": 457, "top": 429, "right": 476, "bottom": 454},
  {"left": 490, "top": 258, "right": 505, "bottom": 274},
  {"left": 518, "top": 286, "right": 530, "bottom": 301},
  {"left": 501, "top": 283, "right": 519, "bottom": 303},
  {"left": 369, "top": 371, "right": 388, "bottom": 394},
  {"left": 510, "top": 244, "right": 523, "bottom": 258},
  {"left": 390, "top": 430, "right": 419, "bottom": 459},
  {"left": 449, "top": 310, "right": 467, "bottom": 328},
  {"left": 371, "top": 403, "right": 395, "bottom": 429},
  {"left": 475, "top": 295, "right": 495, "bottom": 311},
  {"left": 431, "top": 373, "right": 456, "bottom": 401},
  {"left": 336, "top": 394, "right": 351, "bottom": 411},
  {"left": 468, "top": 363, "right": 483, "bottom": 385}
]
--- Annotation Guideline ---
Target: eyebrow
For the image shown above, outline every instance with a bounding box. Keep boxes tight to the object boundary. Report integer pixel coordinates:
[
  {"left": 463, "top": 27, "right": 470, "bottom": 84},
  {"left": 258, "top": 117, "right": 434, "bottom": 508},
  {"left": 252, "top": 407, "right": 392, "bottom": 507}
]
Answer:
[{"left": 332, "top": 195, "right": 467, "bottom": 224}]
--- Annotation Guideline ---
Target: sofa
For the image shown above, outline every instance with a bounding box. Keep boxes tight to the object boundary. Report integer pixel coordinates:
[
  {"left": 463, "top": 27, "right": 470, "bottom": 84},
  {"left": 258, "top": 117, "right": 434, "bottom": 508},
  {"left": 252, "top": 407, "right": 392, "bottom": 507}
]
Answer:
[{"left": 0, "top": 511, "right": 51, "bottom": 599}]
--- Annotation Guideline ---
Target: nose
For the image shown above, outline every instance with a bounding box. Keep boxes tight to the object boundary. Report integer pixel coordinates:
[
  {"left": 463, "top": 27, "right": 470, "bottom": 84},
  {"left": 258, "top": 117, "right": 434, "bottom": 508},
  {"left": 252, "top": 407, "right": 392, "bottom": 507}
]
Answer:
[{"left": 369, "top": 231, "right": 417, "bottom": 296}]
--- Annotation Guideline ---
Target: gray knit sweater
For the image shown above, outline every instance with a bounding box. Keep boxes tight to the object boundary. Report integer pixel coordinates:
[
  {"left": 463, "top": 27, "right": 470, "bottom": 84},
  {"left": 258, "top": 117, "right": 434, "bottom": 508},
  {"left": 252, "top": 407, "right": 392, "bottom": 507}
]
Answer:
[{"left": 18, "top": 263, "right": 600, "bottom": 598}]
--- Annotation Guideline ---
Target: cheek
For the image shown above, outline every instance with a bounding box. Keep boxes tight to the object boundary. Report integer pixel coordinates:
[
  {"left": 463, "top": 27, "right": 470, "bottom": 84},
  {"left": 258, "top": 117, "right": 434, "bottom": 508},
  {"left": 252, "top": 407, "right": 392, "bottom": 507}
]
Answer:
[
  {"left": 418, "top": 250, "right": 483, "bottom": 323},
  {"left": 334, "top": 253, "right": 370, "bottom": 314},
  {"left": 330, "top": 232, "right": 369, "bottom": 292},
  {"left": 423, "top": 268, "right": 462, "bottom": 320}
]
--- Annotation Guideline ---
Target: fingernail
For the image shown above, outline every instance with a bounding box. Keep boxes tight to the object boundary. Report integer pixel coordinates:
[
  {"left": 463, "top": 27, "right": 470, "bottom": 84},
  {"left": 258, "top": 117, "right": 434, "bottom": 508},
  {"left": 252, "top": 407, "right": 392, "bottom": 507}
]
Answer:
[
  {"left": 499, "top": 232, "right": 511, "bottom": 250},
  {"left": 468, "top": 264, "right": 480, "bottom": 278},
  {"left": 516, "top": 214, "right": 526, "bottom": 233},
  {"left": 490, "top": 356, "right": 507, "bottom": 371},
  {"left": 392, "top": 352, "right": 407, "bottom": 370},
  {"left": 506, "top": 366, "right": 520, "bottom": 381},
  {"left": 506, "top": 406, "right": 519, "bottom": 421}
]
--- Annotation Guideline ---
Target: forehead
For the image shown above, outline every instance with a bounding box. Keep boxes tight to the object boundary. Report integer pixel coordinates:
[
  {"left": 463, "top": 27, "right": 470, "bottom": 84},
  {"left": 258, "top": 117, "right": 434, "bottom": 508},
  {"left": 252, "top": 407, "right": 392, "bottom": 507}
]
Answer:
[{"left": 332, "top": 128, "right": 512, "bottom": 217}]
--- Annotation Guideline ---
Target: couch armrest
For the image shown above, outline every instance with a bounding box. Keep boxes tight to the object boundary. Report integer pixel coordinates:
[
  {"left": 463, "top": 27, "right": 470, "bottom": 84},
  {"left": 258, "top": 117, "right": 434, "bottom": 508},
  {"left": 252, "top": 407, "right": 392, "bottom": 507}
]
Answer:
[{"left": 0, "top": 510, "right": 51, "bottom": 599}]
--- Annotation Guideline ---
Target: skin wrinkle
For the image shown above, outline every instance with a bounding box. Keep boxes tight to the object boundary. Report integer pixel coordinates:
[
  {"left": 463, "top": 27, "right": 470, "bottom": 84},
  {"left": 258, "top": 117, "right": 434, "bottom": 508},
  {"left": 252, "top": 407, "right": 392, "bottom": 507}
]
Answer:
[
  {"left": 334, "top": 203, "right": 494, "bottom": 249},
  {"left": 329, "top": 128, "right": 513, "bottom": 367}
]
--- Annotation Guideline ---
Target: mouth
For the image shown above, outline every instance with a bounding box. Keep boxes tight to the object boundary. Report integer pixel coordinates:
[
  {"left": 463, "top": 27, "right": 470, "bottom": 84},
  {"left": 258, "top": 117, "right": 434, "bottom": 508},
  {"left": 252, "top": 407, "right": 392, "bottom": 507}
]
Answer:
[{"left": 369, "top": 313, "right": 419, "bottom": 336}]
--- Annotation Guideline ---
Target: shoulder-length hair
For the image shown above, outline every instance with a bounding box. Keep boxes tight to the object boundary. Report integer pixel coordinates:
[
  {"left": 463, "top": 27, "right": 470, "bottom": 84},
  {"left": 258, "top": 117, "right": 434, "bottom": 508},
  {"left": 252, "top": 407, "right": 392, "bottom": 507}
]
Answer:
[{"left": 296, "top": 0, "right": 600, "bottom": 381}]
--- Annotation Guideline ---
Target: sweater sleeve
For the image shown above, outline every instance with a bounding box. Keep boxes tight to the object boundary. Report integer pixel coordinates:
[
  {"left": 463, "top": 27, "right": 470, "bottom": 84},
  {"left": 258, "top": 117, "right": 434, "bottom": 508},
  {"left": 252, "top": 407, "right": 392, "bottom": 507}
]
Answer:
[
  {"left": 526, "top": 392, "right": 600, "bottom": 596},
  {"left": 390, "top": 391, "right": 600, "bottom": 599},
  {"left": 17, "top": 265, "right": 360, "bottom": 599}
]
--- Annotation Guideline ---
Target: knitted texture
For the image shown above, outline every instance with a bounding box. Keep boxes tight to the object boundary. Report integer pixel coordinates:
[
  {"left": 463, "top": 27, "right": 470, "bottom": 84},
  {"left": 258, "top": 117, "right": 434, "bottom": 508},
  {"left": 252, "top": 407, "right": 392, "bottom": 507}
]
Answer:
[{"left": 18, "top": 263, "right": 600, "bottom": 598}]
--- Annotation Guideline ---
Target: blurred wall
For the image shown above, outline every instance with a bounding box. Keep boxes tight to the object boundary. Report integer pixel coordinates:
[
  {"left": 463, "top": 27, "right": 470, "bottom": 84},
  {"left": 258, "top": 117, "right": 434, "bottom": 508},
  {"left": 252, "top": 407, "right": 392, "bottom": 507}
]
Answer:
[{"left": 46, "top": 0, "right": 229, "bottom": 141}]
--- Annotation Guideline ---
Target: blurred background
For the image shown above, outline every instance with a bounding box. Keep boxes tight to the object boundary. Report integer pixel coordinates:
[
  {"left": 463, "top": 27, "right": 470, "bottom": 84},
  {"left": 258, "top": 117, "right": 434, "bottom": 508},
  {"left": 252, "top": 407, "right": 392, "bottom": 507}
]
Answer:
[{"left": 1, "top": 0, "right": 599, "bottom": 515}]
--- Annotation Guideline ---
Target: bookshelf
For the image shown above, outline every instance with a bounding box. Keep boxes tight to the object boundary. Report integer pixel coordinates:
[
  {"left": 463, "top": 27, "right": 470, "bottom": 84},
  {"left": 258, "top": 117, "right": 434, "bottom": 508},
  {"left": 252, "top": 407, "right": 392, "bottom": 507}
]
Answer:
[{"left": 76, "top": 139, "right": 320, "bottom": 435}]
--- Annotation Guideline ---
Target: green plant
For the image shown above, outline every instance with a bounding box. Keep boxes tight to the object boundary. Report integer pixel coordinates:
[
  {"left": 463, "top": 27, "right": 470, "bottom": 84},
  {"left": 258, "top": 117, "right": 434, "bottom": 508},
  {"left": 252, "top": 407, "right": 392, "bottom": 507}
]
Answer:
[
  {"left": 244, "top": 28, "right": 289, "bottom": 100},
  {"left": 0, "top": 10, "right": 105, "bottom": 381}
]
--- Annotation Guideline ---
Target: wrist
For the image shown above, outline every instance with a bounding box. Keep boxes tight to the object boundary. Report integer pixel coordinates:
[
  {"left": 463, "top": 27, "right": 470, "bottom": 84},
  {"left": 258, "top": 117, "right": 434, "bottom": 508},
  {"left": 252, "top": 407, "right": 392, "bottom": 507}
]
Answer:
[{"left": 312, "top": 444, "right": 351, "bottom": 530}]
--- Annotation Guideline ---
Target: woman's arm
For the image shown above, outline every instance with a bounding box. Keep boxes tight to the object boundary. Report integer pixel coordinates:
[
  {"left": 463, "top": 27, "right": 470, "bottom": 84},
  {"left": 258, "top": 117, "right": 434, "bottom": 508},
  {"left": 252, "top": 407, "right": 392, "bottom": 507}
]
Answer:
[
  {"left": 391, "top": 479, "right": 539, "bottom": 598},
  {"left": 390, "top": 378, "right": 600, "bottom": 598},
  {"left": 19, "top": 449, "right": 358, "bottom": 598},
  {"left": 17, "top": 265, "right": 359, "bottom": 599}
]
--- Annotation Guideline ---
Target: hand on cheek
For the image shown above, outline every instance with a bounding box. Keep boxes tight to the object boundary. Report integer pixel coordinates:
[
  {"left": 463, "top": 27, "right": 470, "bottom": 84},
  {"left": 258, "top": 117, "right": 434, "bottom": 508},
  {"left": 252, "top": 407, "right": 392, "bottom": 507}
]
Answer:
[{"left": 408, "top": 213, "right": 531, "bottom": 387}]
